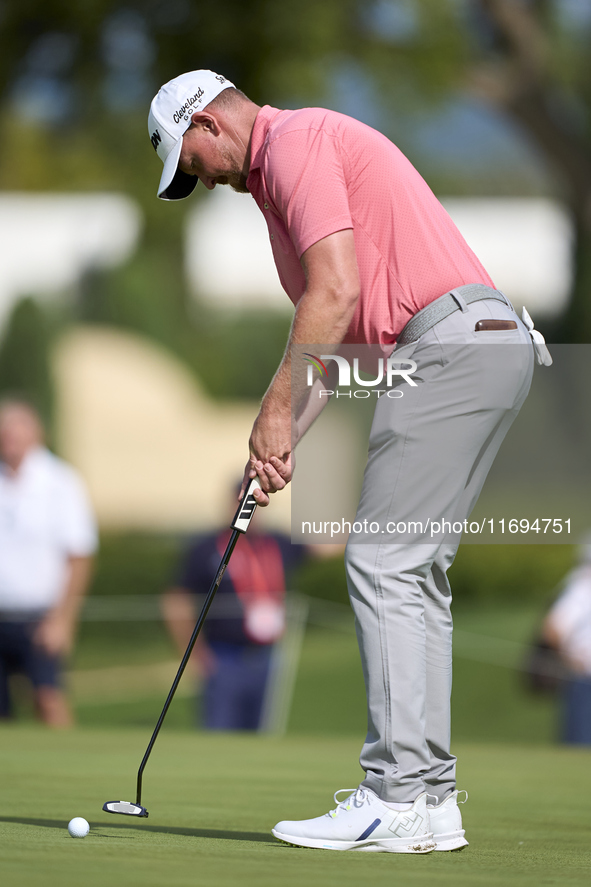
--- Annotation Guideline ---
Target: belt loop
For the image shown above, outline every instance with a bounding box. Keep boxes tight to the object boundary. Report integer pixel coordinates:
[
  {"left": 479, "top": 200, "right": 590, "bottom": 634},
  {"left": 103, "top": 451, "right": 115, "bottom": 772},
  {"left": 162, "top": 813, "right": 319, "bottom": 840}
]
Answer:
[{"left": 449, "top": 289, "right": 469, "bottom": 313}]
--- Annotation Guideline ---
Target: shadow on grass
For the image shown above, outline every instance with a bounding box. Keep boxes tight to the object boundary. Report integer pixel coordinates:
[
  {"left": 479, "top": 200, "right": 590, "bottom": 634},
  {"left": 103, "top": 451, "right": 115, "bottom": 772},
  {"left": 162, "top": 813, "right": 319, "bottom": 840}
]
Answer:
[{"left": 0, "top": 815, "right": 276, "bottom": 844}]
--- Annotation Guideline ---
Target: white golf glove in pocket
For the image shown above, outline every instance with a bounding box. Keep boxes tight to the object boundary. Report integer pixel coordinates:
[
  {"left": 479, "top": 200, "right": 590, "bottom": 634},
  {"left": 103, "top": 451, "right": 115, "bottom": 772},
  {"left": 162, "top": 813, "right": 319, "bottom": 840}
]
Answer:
[{"left": 522, "top": 307, "right": 553, "bottom": 366}]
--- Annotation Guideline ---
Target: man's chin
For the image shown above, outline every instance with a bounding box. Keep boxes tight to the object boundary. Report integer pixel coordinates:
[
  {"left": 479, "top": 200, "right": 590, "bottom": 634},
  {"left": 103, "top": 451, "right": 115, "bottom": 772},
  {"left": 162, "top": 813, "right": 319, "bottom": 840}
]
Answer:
[
  {"left": 229, "top": 178, "right": 250, "bottom": 194},
  {"left": 215, "top": 170, "right": 249, "bottom": 193}
]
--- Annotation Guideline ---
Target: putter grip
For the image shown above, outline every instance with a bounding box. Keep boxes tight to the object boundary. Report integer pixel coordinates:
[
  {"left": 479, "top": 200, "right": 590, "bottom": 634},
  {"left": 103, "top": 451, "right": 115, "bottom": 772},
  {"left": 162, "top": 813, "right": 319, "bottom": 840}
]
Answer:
[{"left": 231, "top": 476, "right": 262, "bottom": 533}]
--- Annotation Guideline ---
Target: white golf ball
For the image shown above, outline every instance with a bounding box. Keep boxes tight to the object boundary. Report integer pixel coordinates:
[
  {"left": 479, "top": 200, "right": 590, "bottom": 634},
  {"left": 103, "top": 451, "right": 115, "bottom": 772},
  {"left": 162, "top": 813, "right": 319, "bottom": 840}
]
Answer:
[{"left": 68, "top": 817, "right": 90, "bottom": 838}]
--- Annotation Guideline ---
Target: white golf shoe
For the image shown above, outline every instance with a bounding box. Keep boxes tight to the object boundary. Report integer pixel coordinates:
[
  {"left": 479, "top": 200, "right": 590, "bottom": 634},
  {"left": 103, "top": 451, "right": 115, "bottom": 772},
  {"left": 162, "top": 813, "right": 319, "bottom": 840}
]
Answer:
[
  {"left": 272, "top": 788, "right": 436, "bottom": 853},
  {"left": 428, "top": 790, "right": 469, "bottom": 851}
]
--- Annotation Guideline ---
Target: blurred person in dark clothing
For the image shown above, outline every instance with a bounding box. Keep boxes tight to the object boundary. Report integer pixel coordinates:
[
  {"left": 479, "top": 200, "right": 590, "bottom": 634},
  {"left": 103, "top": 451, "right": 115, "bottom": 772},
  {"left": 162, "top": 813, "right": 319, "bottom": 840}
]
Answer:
[
  {"left": 543, "top": 542, "right": 591, "bottom": 744},
  {"left": 162, "top": 491, "right": 304, "bottom": 730},
  {"left": 0, "top": 398, "right": 97, "bottom": 726}
]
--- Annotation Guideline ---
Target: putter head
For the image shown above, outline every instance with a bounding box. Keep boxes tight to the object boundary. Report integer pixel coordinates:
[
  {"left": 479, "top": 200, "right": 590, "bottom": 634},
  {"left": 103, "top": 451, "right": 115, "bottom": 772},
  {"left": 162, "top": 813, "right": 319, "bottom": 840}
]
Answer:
[{"left": 102, "top": 800, "right": 149, "bottom": 818}]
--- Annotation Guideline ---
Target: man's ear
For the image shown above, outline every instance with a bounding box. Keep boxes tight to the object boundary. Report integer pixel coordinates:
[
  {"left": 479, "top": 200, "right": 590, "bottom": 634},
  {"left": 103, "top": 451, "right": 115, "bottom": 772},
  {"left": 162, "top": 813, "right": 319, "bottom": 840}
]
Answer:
[{"left": 190, "top": 112, "right": 220, "bottom": 134}]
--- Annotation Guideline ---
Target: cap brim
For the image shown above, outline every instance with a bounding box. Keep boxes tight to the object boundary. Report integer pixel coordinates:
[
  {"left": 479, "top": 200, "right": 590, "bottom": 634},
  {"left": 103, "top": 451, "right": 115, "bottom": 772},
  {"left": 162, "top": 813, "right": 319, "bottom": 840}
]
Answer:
[{"left": 157, "top": 137, "right": 198, "bottom": 201}]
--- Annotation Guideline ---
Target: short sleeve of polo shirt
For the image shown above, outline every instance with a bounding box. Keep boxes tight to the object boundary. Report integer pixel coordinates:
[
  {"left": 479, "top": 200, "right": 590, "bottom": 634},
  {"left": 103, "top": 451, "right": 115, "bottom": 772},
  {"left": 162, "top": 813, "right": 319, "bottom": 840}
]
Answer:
[
  {"left": 54, "top": 463, "right": 98, "bottom": 557},
  {"left": 56, "top": 466, "right": 98, "bottom": 557},
  {"left": 263, "top": 125, "right": 353, "bottom": 258}
]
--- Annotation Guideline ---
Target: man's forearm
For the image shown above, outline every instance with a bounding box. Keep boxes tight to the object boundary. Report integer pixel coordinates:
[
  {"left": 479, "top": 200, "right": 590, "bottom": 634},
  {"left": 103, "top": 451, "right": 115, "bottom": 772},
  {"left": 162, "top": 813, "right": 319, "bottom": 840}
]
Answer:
[
  {"left": 161, "top": 588, "right": 197, "bottom": 655},
  {"left": 294, "top": 363, "right": 339, "bottom": 439},
  {"left": 54, "top": 556, "right": 93, "bottom": 625},
  {"left": 260, "top": 282, "right": 358, "bottom": 421},
  {"left": 247, "top": 228, "right": 360, "bottom": 489},
  {"left": 260, "top": 227, "right": 360, "bottom": 425},
  {"left": 35, "top": 555, "right": 94, "bottom": 657}
]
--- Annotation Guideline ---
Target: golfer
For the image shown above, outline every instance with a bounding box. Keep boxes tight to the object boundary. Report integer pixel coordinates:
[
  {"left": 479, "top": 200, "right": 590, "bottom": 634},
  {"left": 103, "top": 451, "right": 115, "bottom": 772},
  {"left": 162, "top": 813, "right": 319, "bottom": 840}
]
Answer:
[{"left": 148, "top": 71, "right": 549, "bottom": 853}]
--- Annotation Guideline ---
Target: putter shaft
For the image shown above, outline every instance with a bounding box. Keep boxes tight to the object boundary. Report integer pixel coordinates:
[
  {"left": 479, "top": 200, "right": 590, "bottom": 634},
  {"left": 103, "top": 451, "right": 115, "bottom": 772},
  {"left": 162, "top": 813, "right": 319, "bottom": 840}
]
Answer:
[
  {"left": 135, "top": 528, "right": 240, "bottom": 806},
  {"left": 132, "top": 476, "right": 262, "bottom": 809}
]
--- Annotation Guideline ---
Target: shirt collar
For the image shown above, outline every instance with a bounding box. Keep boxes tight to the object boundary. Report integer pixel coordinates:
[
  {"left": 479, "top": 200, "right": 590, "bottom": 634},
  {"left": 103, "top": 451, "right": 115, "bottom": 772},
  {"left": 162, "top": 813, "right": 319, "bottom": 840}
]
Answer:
[
  {"left": 247, "top": 105, "right": 282, "bottom": 180},
  {"left": 0, "top": 445, "right": 47, "bottom": 480}
]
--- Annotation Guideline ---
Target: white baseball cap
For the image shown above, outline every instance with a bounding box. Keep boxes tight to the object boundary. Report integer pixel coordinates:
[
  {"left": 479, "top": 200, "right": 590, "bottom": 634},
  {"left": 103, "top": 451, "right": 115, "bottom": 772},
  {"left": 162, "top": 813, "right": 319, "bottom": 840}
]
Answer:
[{"left": 148, "top": 70, "right": 235, "bottom": 201}]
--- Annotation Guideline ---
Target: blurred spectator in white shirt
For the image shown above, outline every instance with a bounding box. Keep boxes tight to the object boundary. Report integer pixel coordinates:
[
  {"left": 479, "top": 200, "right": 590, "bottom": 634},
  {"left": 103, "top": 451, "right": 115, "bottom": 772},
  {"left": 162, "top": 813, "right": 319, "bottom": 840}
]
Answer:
[
  {"left": 543, "top": 542, "right": 591, "bottom": 744},
  {"left": 0, "top": 398, "right": 97, "bottom": 727}
]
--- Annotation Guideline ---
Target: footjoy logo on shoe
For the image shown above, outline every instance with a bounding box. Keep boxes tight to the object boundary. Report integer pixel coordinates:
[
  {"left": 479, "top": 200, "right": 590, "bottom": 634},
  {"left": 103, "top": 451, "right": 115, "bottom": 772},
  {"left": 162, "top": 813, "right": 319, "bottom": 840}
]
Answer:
[
  {"left": 389, "top": 811, "right": 424, "bottom": 837},
  {"left": 303, "top": 353, "right": 417, "bottom": 399}
]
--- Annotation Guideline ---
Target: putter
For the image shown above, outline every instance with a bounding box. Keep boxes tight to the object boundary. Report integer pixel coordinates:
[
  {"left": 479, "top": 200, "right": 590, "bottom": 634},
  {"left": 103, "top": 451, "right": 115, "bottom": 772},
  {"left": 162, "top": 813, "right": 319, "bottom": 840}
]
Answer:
[{"left": 102, "top": 475, "right": 262, "bottom": 818}]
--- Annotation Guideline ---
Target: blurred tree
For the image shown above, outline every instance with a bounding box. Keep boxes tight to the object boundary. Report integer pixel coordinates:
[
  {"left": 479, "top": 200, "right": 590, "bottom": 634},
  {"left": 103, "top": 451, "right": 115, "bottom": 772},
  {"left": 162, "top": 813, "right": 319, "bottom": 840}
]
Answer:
[
  {"left": 0, "top": 297, "right": 55, "bottom": 433},
  {"left": 463, "top": 0, "right": 591, "bottom": 340},
  {"left": 0, "top": 0, "right": 589, "bottom": 351},
  {"left": 0, "top": 0, "right": 464, "bottom": 206},
  {"left": 79, "top": 247, "right": 291, "bottom": 399},
  {"left": 340, "top": 0, "right": 591, "bottom": 340}
]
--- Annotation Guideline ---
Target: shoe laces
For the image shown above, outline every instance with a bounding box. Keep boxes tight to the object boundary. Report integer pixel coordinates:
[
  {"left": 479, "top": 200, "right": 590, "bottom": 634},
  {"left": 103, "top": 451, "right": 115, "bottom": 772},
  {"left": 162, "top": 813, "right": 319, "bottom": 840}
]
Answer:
[{"left": 328, "top": 788, "right": 372, "bottom": 819}]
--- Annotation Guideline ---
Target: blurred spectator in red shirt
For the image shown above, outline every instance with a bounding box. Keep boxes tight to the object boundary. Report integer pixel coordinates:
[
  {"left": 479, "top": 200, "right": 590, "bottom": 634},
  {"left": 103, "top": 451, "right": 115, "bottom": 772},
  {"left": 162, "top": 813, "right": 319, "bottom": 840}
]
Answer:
[{"left": 162, "top": 489, "right": 304, "bottom": 730}]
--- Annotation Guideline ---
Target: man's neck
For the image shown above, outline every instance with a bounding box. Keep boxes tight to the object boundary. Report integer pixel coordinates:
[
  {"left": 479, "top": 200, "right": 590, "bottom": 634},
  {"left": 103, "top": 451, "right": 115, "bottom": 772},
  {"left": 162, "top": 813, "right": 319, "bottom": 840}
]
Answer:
[
  {"left": 2, "top": 458, "right": 23, "bottom": 478},
  {"left": 2, "top": 446, "right": 38, "bottom": 478},
  {"left": 225, "top": 101, "right": 262, "bottom": 179}
]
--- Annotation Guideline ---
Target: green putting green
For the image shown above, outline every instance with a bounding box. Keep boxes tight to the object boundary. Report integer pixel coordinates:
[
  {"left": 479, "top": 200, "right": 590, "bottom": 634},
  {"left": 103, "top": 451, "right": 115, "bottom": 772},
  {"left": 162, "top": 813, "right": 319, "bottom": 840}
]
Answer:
[{"left": 0, "top": 725, "right": 589, "bottom": 887}]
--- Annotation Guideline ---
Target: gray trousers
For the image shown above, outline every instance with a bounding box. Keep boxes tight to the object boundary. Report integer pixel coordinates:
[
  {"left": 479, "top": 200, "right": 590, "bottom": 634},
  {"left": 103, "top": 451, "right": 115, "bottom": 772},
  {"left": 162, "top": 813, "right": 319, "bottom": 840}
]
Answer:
[{"left": 344, "top": 292, "right": 534, "bottom": 803}]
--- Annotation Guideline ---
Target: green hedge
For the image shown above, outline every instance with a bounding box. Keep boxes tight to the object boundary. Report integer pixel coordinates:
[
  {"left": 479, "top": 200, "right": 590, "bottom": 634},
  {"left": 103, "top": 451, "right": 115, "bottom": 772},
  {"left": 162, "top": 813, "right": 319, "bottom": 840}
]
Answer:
[
  {"left": 294, "top": 544, "right": 575, "bottom": 606},
  {"left": 448, "top": 544, "right": 574, "bottom": 605},
  {"left": 88, "top": 533, "right": 183, "bottom": 597},
  {"left": 89, "top": 534, "right": 576, "bottom": 607}
]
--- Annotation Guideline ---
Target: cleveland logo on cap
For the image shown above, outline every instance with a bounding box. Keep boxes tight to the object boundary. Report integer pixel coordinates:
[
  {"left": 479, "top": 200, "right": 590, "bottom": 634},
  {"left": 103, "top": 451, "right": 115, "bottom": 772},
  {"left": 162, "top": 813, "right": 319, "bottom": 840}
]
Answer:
[{"left": 173, "top": 89, "right": 205, "bottom": 124}]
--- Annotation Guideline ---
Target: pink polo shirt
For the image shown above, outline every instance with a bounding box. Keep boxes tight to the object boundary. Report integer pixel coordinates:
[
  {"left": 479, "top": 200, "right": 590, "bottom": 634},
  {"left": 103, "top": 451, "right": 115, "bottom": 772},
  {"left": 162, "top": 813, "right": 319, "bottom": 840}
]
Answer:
[{"left": 246, "top": 106, "right": 494, "bottom": 349}]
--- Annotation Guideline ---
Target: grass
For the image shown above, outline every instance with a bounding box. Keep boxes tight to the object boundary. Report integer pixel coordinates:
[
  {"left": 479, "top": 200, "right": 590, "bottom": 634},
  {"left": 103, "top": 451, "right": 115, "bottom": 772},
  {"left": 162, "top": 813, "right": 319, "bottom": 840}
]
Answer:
[
  {"left": 2, "top": 598, "right": 575, "bottom": 884},
  {"left": 0, "top": 726, "right": 590, "bottom": 887},
  {"left": 68, "top": 601, "right": 558, "bottom": 745}
]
